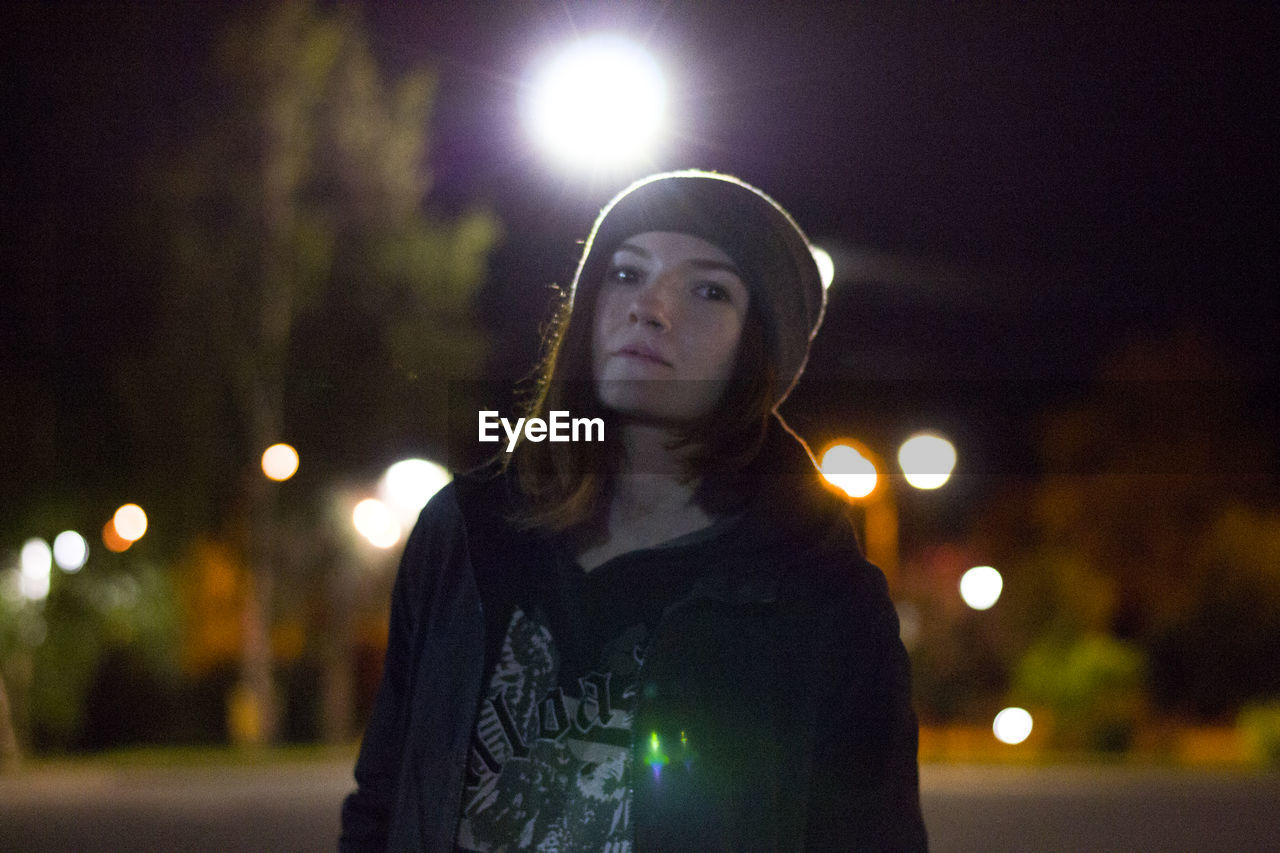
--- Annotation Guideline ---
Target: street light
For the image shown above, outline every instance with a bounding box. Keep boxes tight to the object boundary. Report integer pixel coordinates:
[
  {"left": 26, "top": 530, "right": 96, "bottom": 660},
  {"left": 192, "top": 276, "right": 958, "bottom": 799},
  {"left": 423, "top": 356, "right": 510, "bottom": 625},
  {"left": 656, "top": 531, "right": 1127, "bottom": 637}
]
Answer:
[
  {"left": 820, "top": 441, "right": 896, "bottom": 582},
  {"left": 52, "top": 531, "right": 88, "bottom": 573},
  {"left": 819, "top": 432, "right": 957, "bottom": 586},
  {"left": 261, "top": 443, "right": 299, "bottom": 482},
  {"left": 959, "top": 565, "right": 1003, "bottom": 610},
  {"left": 993, "top": 707, "right": 1033, "bottom": 745},
  {"left": 526, "top": 34, "right": 666, "bottom": 172},
  {"left": 352, "top": 498, "right": 401, "bottom": 550},
  {"left": 112, "top": 504, "right": 147, "bottom": 543},
  {"left": 820, "top": 443, "right": 879, "bottom": 500},
  {"left": 102, "top": 519, "right": 131, "bottom": 553},
  {"left": 378, "top": 458, "right": 451, "bottom": 527},
  {"left": 897, "top": 432, "right": 956, "bottom": 489},
  {"left": 19, "top": 538, "right": 52, "bottom": 601}
]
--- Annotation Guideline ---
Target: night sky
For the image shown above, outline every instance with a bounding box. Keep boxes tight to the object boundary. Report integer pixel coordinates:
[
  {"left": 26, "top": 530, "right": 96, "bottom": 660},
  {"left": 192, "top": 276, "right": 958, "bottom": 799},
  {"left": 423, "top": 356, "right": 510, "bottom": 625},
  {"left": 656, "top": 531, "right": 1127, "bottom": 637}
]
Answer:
[{"left": 3, "top": 2, "right": 1276, "bottom": 526}]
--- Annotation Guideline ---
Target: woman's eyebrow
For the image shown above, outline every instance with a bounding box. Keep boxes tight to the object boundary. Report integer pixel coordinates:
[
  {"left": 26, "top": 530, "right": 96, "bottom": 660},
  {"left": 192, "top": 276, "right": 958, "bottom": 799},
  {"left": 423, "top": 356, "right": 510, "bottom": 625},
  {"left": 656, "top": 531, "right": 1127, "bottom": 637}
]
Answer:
[
  {"left": 687, "top": 258, "right": 743, "bottom": 277},
  {"left": 614, "top": 242, "right": 651, "bottom": 258},
  {"left": 614, "top": 242, "right": 742, "bottom": 276}
]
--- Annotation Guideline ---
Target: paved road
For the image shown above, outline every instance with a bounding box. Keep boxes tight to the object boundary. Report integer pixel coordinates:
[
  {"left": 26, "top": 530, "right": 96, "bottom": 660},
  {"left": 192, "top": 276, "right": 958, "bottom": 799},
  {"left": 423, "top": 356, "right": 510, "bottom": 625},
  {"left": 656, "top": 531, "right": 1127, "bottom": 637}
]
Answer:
[
  {"left": 0, "top": 760, "right": 350, "bottom": 852},
  {"left": 2, "top": 760, "right": 1278, "bottom": 851},
  {"left": 921, "top": 764, "right": 1280, "bottom": 852}
]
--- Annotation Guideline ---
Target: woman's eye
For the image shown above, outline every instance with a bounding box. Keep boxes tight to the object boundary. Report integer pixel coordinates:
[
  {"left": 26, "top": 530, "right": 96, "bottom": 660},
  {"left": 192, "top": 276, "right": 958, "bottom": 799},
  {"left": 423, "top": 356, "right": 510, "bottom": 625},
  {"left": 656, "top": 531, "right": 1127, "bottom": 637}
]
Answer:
[
  {"left": 695, "top": 282, "right": 732, "bottom": 302},
  {"left": 605, "top": 264, "right": 642, "bottom": 284}
]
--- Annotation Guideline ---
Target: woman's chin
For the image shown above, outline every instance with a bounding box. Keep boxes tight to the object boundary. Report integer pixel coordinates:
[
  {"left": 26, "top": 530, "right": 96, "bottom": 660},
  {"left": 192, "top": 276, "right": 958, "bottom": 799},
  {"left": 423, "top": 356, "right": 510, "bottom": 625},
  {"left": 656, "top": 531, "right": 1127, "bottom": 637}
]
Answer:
[{"left": 597, "top": 378, "right": 724, "bottom": 424}]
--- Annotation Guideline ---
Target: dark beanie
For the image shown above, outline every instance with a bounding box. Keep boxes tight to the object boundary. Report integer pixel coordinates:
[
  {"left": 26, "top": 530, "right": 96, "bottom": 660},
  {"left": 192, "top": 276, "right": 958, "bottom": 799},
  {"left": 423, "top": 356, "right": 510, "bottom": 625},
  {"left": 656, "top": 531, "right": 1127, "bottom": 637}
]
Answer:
[{"left": 570, "top": 170, "right": 827, "bottom": 408}]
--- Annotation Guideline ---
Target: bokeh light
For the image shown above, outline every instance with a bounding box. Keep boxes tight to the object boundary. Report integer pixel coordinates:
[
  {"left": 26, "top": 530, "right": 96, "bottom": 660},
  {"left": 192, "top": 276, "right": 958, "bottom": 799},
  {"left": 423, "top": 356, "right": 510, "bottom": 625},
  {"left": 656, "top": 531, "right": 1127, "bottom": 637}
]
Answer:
[
  {"left": 993, "top": 707, "right": 1034, "bottom": 745},
  {"left": 379, "top": 458, "right": 451, "bottom": 525},
  {"left": 527, "top": 34, "right": 665, "bottom": 171},
  {"left": 352, "top": 498, "right": 402, "bottom": 549},
  {"left": 19, "top": 538, "right": 53, "bottom": 601},
  {"left": 820, "top": 443, "right": 878, "bottom": 499},
  {"left": 102, "top": 519, "right": 131, "bottom": 553},
  {"left": 959, "top": 565, "right": 1003, "bottom": 610},
  {"left": 113, "top": 504, "right": 148, "bottom": 542},
  {"left": 897, "top": 432, "right": 957, "bottom": 489},
  {"left": 261, "top": 443, "right": 300, "bottom": 481},
  {"left": 52, "top": 530, "right": 89, "bottom": 573}
]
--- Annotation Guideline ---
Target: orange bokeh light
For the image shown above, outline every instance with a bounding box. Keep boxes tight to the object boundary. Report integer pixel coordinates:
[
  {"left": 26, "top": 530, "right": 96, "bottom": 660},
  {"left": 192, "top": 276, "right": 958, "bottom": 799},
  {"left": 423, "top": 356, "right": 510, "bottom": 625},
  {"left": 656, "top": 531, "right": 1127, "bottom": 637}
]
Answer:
[{"left": 102, "top": 520, "right": 131, "bottom": 553}]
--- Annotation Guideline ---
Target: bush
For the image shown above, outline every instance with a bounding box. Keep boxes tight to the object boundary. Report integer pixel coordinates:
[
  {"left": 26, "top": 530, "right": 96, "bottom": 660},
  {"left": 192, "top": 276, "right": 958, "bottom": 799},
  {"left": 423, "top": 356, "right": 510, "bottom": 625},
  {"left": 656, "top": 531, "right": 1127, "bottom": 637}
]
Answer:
[
  {"left": 1238, "top": 701, "right": 1280, "bottom": 767},
  {"left": 1012, "top": 633, "right": 1146, "bottom": 753}
]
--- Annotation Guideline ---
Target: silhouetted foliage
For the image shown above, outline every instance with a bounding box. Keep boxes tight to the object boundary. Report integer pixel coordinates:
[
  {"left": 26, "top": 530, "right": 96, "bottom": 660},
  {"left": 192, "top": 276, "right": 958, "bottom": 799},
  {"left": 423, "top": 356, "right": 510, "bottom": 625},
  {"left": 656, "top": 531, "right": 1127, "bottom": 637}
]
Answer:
[{"left": 967, "top": 331, "right": 1279, "bottom": 724}]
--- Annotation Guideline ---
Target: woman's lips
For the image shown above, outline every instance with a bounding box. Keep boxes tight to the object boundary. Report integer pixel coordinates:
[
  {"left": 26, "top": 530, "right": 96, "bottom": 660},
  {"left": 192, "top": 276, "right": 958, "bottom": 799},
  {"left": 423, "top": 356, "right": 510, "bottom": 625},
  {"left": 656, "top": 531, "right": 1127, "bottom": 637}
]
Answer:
[{"left": 613, "top": 344, "right": 672, "bottom": 367}]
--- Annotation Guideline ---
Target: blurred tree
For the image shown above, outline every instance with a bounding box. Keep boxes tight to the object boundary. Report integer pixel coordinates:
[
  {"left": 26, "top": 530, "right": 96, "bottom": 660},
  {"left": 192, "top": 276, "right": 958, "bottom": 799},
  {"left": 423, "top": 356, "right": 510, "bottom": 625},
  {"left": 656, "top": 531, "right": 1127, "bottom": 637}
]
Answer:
[
  {"left": 970, "top": 330, "right": 1279, "bottom": 726},
  {"left": 1149, "top": 504, "right": 1280, "bottom": 717},
  {"left": 0, "top": 555, "right": 181, "bottom": 753},
  {"left": 125, "top": 0, "right": 497, "bottom": 743}
]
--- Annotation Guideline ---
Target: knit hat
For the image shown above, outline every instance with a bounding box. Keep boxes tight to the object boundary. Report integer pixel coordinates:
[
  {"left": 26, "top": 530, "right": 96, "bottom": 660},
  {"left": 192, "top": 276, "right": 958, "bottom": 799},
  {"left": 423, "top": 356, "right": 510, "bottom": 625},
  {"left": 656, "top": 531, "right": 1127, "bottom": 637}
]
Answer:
[{"left": 570, "top": 170, "right": 827, "bottom": 408}]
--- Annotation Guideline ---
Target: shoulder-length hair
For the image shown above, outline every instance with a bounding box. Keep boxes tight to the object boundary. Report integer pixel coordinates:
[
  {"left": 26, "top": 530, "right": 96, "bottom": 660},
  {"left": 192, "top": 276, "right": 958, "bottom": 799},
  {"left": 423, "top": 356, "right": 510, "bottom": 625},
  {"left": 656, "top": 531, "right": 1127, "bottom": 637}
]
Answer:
[{"left": 506, "top": 242, "right": 779, "bottom": 533}]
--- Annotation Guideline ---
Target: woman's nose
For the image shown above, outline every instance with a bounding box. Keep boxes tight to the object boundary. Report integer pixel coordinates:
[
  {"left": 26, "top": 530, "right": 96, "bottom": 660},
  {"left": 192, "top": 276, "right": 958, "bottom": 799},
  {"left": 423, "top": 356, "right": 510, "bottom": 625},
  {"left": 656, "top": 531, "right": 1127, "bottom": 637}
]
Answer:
[{"left": 628, "top": 276, "right": 675, "bottom": 329}]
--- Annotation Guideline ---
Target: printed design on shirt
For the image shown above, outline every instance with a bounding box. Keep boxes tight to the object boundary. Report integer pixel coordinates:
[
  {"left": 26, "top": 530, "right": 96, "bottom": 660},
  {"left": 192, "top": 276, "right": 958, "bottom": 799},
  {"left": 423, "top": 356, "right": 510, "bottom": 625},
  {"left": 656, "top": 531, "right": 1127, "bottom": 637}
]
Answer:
[{"left": 456, "top": 608, "right": 646, "bottom": 852}]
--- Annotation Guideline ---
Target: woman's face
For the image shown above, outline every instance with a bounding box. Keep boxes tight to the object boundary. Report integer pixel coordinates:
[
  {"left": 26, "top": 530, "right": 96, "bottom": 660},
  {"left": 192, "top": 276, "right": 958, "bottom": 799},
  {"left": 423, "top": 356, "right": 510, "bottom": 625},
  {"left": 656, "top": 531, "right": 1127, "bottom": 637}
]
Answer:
[{"left": 591, "top": 231, "right": 750, "bottom": 424}]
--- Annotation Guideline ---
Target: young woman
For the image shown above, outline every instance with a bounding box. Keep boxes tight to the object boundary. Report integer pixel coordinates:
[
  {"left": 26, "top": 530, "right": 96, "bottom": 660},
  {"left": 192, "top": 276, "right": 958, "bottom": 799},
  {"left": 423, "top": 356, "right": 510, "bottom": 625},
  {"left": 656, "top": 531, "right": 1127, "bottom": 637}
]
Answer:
[{"left": 341, "top": 171, "right": 928, "bottom": 851}]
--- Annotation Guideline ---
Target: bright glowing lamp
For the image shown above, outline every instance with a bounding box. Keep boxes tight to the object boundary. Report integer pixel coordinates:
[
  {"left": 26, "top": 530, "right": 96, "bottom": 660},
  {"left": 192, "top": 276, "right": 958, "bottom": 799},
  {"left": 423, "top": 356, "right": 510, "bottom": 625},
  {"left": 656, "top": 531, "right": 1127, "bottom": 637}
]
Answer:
[
  {"left": 261, "top": 443, "right": 300, "bottom": 481},
  {"left": 19, "top": 538, "right": 53, "bottom": 601},
  {"left": 379, "top": 458, "right": 451, "bottom": 525},
  {"left": 898, "top": 432, "right": 956, "bottom": 489},
  {"left": 820, "top": 444, "right": 878, "bottom": 499},
  {"left": 113, "top": 504, "right": 148, "bottom": 542},
  {"left": 353, "top": 498, "right": 402, "bottom": 549},
  {"left": 993, "top": 707, "right": 1033, "bottom": 745},
  {"left": 527, "top": 34, "right": 665, "bottom": 171},
  {"left": 53, "top": 530, "right": 89, "bottom": 573},
  {"left": 959, "top": 565, "right": 1003, "bottom": 610}
]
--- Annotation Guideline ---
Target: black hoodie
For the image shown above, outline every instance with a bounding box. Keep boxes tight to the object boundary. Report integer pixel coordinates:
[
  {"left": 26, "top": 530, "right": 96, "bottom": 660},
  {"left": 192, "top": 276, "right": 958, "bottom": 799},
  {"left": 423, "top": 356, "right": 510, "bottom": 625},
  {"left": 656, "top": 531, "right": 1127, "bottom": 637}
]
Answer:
[{"left": 341, "top": 414, "right": 928, "bottom": 851}]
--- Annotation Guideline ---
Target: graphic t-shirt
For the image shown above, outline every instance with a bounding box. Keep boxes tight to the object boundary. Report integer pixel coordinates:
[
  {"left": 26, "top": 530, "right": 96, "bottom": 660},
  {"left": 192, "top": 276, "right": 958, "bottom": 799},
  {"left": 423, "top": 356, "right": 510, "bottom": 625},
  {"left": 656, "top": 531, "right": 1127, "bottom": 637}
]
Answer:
[{"left": 453, "top": 531, "right": 717, "bottom": 852}]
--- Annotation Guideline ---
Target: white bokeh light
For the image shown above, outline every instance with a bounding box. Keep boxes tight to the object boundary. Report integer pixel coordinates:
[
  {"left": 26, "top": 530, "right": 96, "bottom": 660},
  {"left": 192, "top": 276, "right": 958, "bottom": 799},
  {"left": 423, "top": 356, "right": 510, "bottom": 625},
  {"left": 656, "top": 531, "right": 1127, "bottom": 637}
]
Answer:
[
  {"left": 959, "top": 565, "right": 1003, "bottom": 610},
  {"left": 113, "top": 504, "right": 148, "bottom": 542},
  {"left": 527, "top": 34, "right": 666, "bottom": 171},
  {"left": 53, "top": 530, "right": 89, "bottom": 573},
  {"left": 261, "top": 443, "right": 300, "bottom": 482},
  {"left": 897, "top": 432, "right": 957, "bottom": 489},
  {"left": 353, "top": 498, "right": 402, "bottom": 550},
  {"left": 993, "top": 707, "right": 1034, "bottom": 745},
  {"left": 379, "top": 458, "right": 451, "bottom": 526},
  {"left": 820, "top": 444, "right": 878, "bottom": 499},
  {"left": 20, "top": 538, "right": 53, "bottom": 601}
]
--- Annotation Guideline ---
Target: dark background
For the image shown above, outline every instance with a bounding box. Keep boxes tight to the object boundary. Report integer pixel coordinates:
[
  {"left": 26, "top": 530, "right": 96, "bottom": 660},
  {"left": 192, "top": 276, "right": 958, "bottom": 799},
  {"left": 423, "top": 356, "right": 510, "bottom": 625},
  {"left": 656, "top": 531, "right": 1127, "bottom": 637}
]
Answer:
[{"left": 4, "top": 0, "right": 1276, "bottom": 519}]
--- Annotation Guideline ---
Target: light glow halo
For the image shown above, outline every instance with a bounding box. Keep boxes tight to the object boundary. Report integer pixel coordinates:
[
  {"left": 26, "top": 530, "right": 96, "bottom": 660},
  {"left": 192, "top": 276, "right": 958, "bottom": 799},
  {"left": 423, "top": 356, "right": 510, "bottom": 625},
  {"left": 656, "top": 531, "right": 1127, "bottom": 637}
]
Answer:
[{"left": 527, "top": 34, "right": 666, "bottom": 171}]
